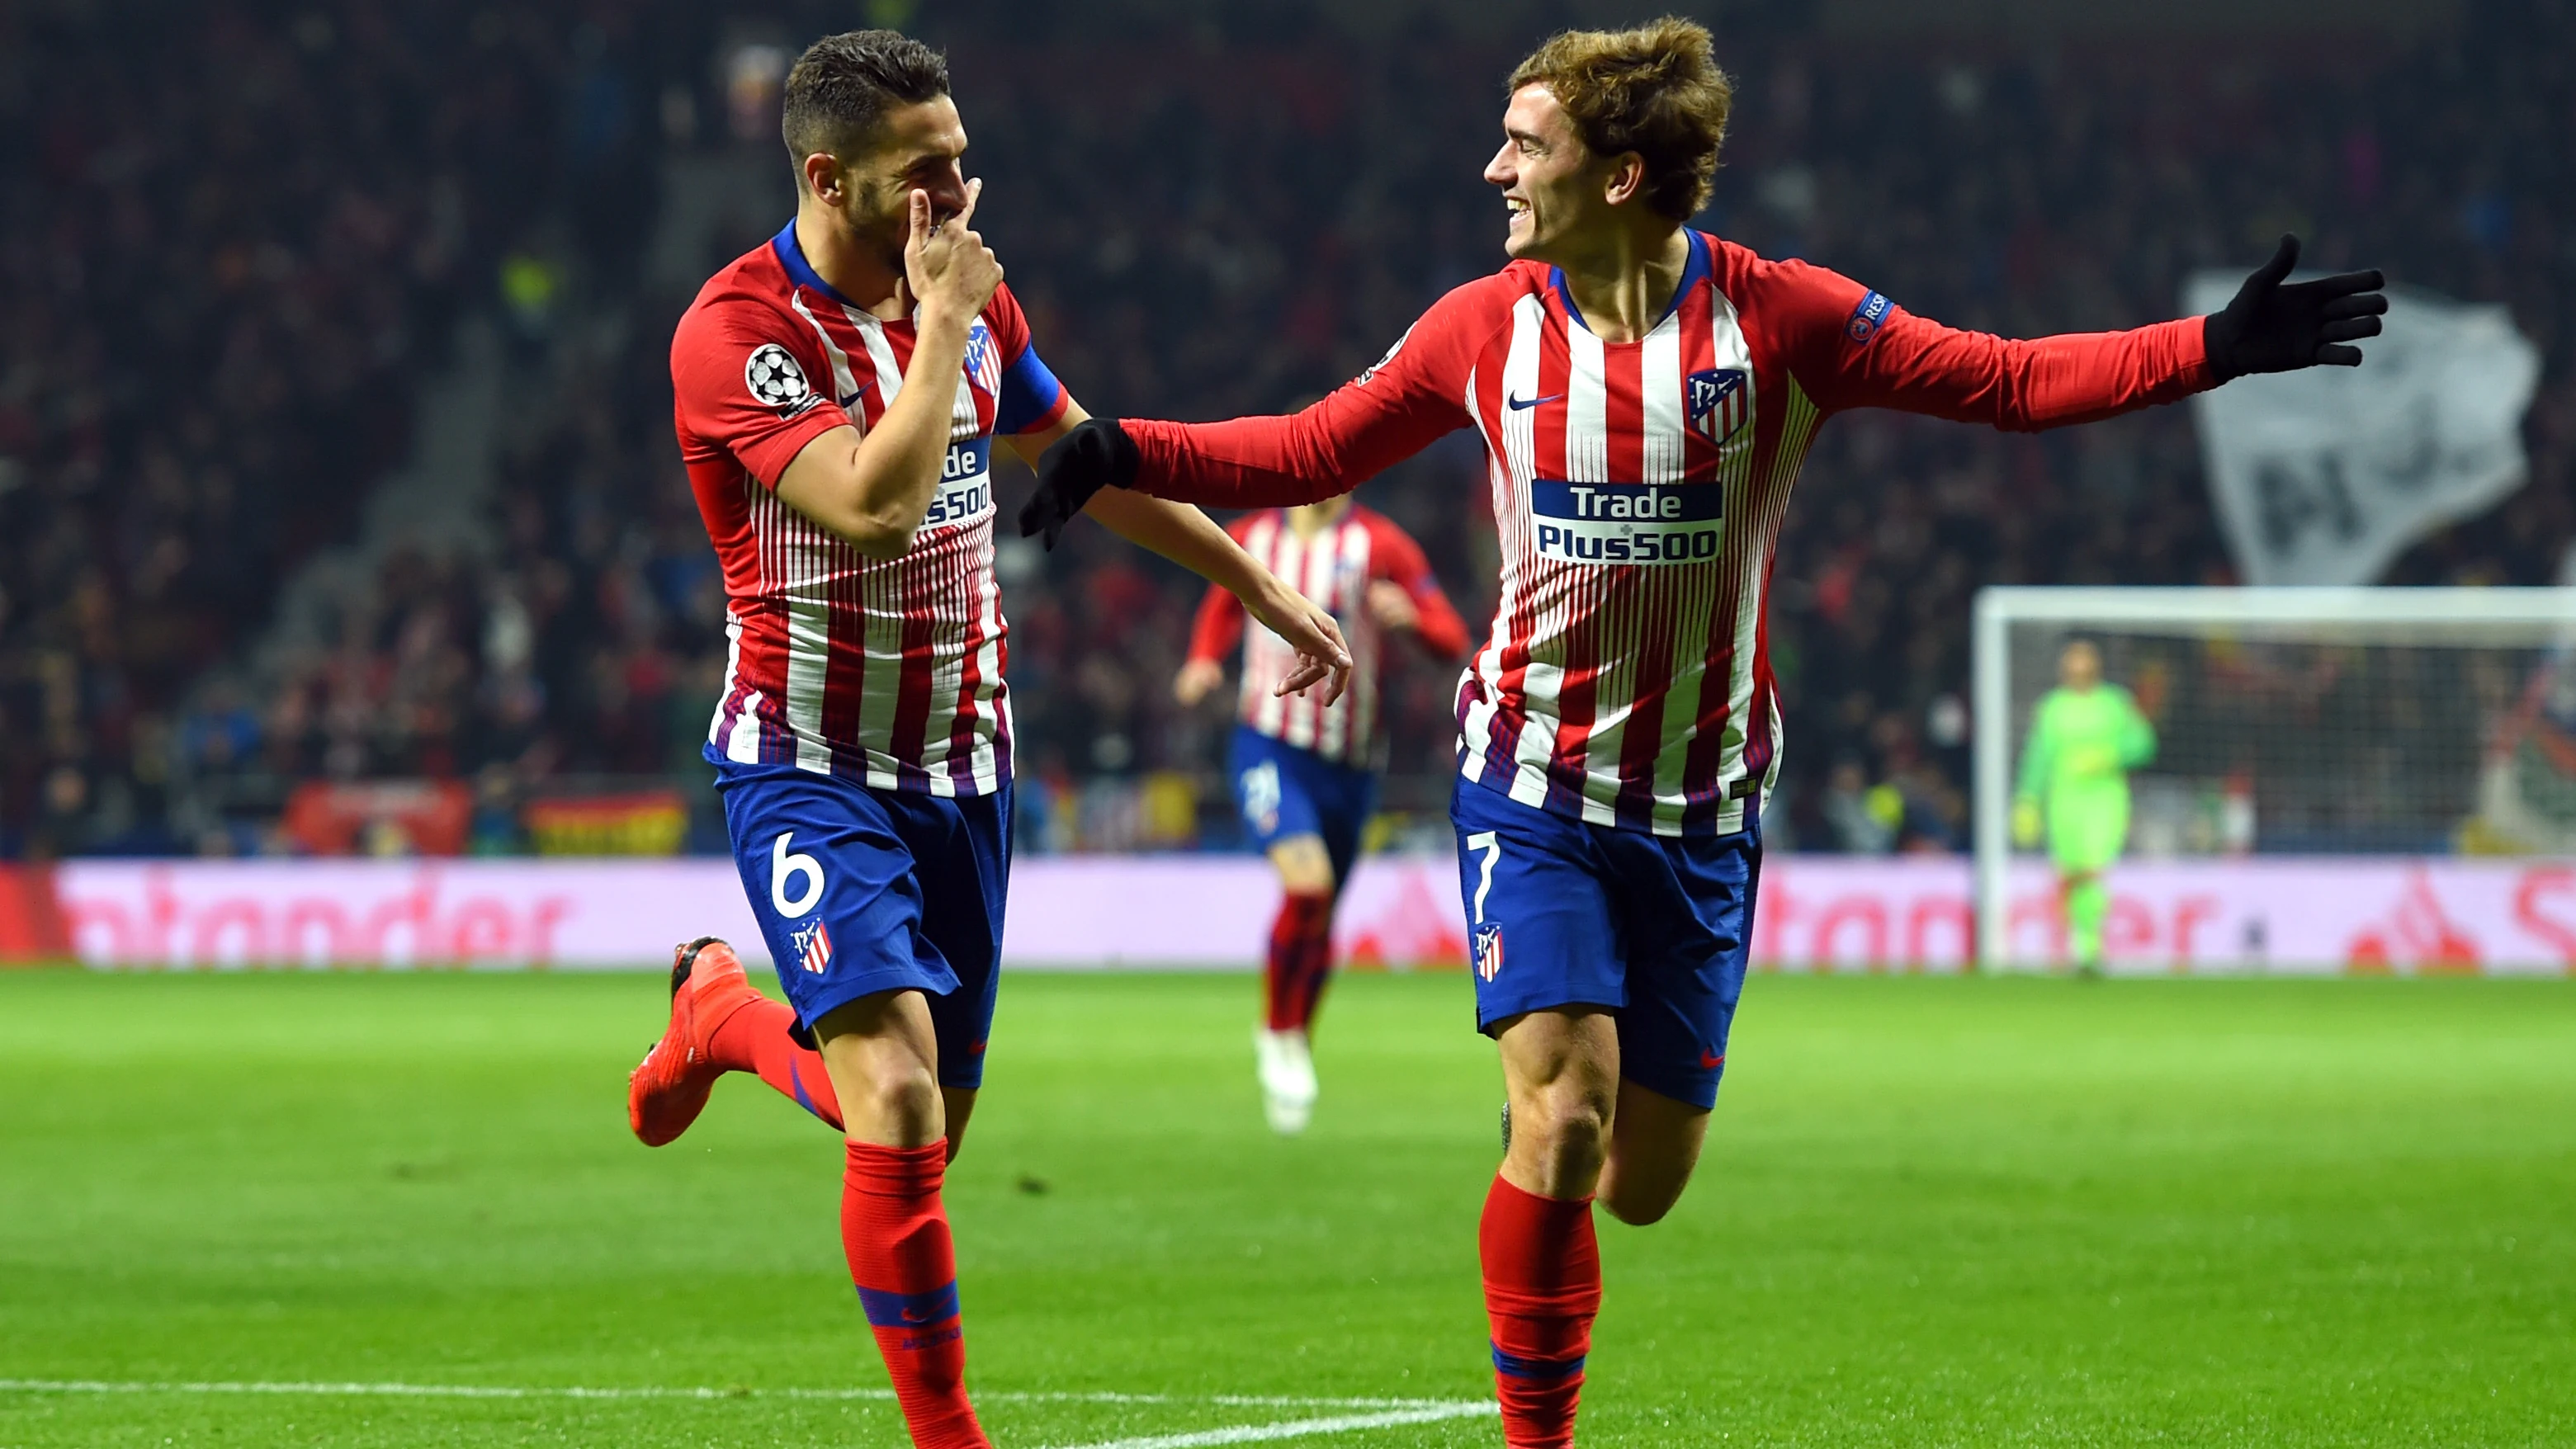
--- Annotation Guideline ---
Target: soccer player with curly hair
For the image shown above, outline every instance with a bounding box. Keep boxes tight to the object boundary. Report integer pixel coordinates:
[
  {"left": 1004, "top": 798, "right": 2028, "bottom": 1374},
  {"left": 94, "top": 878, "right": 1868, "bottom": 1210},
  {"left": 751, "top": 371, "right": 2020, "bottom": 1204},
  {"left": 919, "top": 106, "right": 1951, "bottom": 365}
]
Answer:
[{"left": 1022, "top": 18, "right": 2383, "bottom": 1443}]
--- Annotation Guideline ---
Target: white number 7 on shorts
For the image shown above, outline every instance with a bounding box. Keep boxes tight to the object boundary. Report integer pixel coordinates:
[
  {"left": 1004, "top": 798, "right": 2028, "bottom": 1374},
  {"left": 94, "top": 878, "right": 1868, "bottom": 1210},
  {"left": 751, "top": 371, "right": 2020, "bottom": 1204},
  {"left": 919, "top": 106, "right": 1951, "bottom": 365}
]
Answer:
[{"left": 1467, "top": 830, "right": 1501, "bottom": 924}]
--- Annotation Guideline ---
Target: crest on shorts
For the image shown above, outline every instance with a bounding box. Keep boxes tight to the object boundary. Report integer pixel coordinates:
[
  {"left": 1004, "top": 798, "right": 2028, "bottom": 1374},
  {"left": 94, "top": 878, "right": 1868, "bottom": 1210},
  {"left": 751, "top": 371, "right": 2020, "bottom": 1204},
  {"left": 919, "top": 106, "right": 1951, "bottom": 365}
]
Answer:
[
  {"left": 745, "top": 342, "right": 820, "bottom": 416},
  {"left": 791, "top": 919, "right": 834, "bottom": 975},
  {"left": 1473, "top": 923, "right": 1505, "bottom": 981},
  {"left": 1687, "top": 367, "right": 1750, "bottom": 444}
]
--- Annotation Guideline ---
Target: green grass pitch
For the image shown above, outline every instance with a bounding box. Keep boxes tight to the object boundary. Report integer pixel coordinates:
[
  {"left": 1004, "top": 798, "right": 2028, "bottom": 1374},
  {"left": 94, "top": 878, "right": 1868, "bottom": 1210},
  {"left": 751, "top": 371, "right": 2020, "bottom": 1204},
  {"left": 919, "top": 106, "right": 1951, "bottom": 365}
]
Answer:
[{"left": 1, "top": 967, "right": 2569, "bottom": 1447}]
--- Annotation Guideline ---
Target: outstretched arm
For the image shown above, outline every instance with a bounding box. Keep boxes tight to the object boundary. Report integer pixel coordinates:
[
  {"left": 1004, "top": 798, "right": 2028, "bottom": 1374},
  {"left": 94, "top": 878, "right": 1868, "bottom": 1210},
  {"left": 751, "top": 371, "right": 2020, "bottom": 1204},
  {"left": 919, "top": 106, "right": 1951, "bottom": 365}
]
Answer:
[
  {"left": 1017, "top": 277, "right": 1505, "bottom": 547},
  {"left": 1017, "top": 388, "right": 1460, "bottom": 549},
  {"left": 1005, "top": 404, "right": 1351, "bottom": 704},
  {"left": 1795, "top": 235, "right": 2385, "bottom": 430}
]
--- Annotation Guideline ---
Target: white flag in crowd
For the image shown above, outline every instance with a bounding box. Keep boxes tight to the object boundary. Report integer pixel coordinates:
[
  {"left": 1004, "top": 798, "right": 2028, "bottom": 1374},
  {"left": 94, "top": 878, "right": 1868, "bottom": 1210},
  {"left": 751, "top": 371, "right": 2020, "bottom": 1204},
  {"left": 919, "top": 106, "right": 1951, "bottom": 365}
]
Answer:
[{"left": 2183, "top": 276, "right": 2541, "bottom": 586}]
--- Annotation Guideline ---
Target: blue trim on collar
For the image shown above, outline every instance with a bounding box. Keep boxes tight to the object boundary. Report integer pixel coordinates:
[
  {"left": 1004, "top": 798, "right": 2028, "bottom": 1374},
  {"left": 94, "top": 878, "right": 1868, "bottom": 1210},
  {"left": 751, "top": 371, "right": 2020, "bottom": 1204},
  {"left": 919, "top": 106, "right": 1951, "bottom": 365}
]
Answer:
[
  {"left": 770, "top": 219, "right": 862, "bottom": 309},
  {"left": 1547, "top": 229, "right": 1711, "bottom": 337},
  {"left": 1674, "top": 227, "right": 1712, "bottom": 314}
]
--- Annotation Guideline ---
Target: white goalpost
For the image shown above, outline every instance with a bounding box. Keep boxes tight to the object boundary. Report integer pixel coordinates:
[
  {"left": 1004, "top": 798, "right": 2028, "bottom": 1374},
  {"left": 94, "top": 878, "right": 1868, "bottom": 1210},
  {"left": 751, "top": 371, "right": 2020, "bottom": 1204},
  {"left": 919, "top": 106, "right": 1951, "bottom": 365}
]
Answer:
[{"left": 1971, "top": 587, "right": 2576, "bottom": 972}]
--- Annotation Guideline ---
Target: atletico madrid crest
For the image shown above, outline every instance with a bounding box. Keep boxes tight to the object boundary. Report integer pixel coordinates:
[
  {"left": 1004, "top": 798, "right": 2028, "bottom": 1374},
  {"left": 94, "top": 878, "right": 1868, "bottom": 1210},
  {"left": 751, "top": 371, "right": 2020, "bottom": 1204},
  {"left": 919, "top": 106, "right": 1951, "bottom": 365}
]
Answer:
[
  {"left": 1473, "top": 923, "right": 1505, "bottom": 981},
  {"left": 1687, "top": 367, "right": 1749, "bottom": 444},
  {"left": 792, "top": 920, "right": 834, "bottom": 975}
]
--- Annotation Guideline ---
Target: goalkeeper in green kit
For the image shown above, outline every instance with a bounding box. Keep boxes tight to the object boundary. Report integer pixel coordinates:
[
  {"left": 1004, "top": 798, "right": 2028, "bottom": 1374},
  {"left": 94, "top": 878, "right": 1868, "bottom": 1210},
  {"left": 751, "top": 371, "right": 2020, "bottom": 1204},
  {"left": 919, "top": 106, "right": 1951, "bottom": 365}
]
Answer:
[{"left": 2014, "top": 640, "right": 2156, "bottom": 973}]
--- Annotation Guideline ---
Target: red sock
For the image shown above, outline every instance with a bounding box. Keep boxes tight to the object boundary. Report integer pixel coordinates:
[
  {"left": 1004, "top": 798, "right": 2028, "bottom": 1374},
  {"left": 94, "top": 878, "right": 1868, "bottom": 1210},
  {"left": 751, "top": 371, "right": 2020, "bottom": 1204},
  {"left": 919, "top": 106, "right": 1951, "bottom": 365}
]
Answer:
[
  {"left": 844, "top": 1140, "right": 986, "bottom": 1449},
  {"left": 1264, "top": 891, "right": 1335, "bottom": 1031},
  {"left": 708, "top": 997, "right": 842, "bottom": 1130},
  {"left": 1480, "top": 1175, "right": 1600, "bottom": 1449}
]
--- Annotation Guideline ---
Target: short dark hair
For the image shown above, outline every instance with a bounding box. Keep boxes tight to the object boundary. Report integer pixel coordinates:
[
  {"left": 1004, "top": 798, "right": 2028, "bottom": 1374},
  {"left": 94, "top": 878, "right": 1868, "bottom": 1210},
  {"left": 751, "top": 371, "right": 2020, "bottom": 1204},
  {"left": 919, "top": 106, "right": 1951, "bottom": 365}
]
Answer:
[{"left": 781, "top": 30, "right": 950, "bottom": 167}]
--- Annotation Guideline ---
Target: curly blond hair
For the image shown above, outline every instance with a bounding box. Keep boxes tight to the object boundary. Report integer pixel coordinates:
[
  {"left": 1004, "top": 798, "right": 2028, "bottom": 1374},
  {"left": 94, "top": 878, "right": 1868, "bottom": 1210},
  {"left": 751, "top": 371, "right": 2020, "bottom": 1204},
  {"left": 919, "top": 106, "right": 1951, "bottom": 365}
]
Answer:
[{"left": 1508, "top": 18, "right": 1733, "bottom": 222}]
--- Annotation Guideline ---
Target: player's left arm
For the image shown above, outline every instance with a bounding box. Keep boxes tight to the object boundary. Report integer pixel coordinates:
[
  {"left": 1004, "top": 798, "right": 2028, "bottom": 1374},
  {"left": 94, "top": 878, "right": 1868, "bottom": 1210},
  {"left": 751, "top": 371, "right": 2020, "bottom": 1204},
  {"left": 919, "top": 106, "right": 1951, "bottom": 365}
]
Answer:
[
  {"left": 1003, "top": 402, "right": 1349, "bottom": 704},
  {"left": 2114, "top": 687, "right": 2158, "bottom": 771},
  {"left": 1782, "top": 235, "right": 2385, "bottom": 430}
]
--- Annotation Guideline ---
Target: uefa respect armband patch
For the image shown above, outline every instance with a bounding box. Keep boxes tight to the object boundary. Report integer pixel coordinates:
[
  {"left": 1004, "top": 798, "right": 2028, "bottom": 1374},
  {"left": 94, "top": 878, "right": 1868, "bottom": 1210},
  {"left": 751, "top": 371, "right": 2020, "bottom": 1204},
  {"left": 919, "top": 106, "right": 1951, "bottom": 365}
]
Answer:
[
  {"left": 1529, "top": 480, "right": 1723, "bottom": 565},
  {"left": 1845, "top": 290, "right": 1892, "bottom": 347}
]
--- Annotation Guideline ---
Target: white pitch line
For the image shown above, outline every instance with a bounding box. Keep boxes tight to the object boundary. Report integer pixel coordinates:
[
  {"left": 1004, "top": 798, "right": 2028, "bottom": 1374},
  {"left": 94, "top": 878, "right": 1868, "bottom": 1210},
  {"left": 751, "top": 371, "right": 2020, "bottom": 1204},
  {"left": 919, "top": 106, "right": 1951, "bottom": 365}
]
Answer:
[
  {"left": 0, "top": 1379, "right": 1484, "bottom": 1417},
  {"left": 0, "top": 1380, "right": 873, "bottom": 1402},
  {"left": 1044, "top": 1401, "right": 1496, "bottom": 1449}
]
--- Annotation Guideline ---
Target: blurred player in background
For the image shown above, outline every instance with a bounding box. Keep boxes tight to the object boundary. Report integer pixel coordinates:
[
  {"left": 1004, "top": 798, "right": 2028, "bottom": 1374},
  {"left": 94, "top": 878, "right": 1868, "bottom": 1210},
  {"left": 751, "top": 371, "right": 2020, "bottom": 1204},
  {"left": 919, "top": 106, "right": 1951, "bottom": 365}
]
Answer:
[
  {"left": 1022, "top": 18, "right": 2383, "bottom": 1447},
  {"left": 2014, "top": 639, "right": 2157, "bottom": 975},
  {"left": 625, "top": 31, "right": 1348, "bottom": 1449},
  {"left": 1174, "top": 496, "right": 1470, "bottom": 1132}
]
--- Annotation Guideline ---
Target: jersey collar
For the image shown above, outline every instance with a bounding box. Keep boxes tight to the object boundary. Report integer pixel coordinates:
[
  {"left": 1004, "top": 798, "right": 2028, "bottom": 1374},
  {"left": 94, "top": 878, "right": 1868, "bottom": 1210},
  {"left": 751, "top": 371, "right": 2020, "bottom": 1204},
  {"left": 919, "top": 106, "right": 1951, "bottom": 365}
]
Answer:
[
  {"left": 770, "top": 219, "right": 863, "bottom": 309},
  {"left": 1548, "top": 228, "right": 1710, "bottom": 338}
]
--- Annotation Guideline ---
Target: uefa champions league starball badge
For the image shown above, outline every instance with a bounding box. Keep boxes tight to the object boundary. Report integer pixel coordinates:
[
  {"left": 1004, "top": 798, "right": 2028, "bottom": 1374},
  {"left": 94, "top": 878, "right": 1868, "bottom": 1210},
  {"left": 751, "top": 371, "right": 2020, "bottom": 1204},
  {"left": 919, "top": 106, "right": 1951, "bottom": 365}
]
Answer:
[{"left": 744, "top": 343, "right": 816, "bottom": 414}]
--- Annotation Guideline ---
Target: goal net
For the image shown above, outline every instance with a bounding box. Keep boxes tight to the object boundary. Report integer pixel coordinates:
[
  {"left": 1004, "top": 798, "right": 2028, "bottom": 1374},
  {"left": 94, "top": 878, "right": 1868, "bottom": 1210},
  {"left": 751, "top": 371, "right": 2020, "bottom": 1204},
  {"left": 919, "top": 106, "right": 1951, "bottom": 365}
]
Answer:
[{"left": 1971, "top": 588, "right": 2576, "bottom": 972}]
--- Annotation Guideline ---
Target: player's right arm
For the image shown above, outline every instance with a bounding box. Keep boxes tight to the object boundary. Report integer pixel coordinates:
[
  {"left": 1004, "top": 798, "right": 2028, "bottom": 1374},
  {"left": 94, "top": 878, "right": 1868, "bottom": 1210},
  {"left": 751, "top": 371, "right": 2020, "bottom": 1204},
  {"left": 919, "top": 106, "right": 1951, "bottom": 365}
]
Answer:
[
  {"left": 770, "top": 185, "right": 1003, "bottom": 558},
  {"left": 1016, "top": 276, "right": 1511, "bottom": 547},
  {"left": 2013, "top": 696, "right": 2058, "bottom": 846}
]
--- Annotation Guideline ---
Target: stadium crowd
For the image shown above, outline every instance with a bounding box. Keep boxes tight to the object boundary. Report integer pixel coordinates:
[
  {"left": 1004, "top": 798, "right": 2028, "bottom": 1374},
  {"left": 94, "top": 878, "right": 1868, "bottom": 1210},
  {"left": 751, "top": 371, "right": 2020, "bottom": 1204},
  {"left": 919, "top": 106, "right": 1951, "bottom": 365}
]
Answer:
[
  {"left": 0, "top": 2, "right": 674, "bottom": 854},
  {"left": 4, "top": 0, "right": 2569, "bottom": 857}
]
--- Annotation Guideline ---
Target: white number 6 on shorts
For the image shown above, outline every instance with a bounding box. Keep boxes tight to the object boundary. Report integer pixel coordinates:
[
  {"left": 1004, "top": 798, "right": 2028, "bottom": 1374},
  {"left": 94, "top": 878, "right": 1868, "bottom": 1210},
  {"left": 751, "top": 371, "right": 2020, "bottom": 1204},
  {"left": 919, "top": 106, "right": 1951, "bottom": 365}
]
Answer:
[{"left": 772, "top": 831, "right": 825, "bottom": 918}]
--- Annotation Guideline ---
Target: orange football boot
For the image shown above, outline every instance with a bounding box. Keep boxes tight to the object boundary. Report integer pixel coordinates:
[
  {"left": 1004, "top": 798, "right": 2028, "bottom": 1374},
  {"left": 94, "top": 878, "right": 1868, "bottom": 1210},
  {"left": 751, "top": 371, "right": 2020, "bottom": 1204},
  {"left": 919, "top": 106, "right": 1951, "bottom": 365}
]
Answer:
[{"left": 627, "top": 937, "right": 763, "bottom": 1146}]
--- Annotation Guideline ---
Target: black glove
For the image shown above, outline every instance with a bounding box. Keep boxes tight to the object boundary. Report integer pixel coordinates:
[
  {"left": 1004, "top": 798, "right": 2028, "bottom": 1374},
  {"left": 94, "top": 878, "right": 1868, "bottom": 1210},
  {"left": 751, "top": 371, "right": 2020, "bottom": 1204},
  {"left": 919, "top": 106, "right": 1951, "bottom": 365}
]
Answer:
[
  {"left": 1017, "top": 418, "right": 1139, "bottom": 551},
  {"left": 2201, "top": 234, "right": 2388, "bottom": 382}
]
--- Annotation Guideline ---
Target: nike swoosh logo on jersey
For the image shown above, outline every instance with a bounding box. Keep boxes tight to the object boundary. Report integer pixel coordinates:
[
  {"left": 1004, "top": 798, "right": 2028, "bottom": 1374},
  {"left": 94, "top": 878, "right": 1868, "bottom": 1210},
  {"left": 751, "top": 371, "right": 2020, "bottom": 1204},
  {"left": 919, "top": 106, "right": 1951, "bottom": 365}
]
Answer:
[
  {"left": 1506, "top": 391, "right": 1564, "bottom": 410},
  {"left": 837, "top": 376, "right": 877, "bottom": 407}
]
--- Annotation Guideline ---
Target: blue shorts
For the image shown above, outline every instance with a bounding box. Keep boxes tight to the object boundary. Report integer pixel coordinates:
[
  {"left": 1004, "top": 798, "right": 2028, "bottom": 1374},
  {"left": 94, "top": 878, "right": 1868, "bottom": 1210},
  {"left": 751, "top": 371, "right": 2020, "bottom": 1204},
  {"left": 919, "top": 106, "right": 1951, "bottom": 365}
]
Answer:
[
  {"left": 1450, "top": 776, "right": 1760, "bottom": 1111},
  {"left": 710, "top": 754, "right": 1009, "bottom": 1091},
  {"left": 1230, "top": 725, "right": 1377, "bottom": 887}
]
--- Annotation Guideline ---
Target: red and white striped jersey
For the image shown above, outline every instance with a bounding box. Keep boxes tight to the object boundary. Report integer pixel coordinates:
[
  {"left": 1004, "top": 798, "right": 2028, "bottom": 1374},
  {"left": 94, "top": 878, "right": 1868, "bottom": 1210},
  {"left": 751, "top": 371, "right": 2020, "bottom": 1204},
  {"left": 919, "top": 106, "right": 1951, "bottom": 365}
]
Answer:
[
  {"left": 1123, "top": 229, "right": 2212, "bottom": 835},
  {"left": 671, "top": 222, "right": 1069, "bottom": 795},
  {"left": 1185, "top": 505, "right": 1470, "bottom": 767}
]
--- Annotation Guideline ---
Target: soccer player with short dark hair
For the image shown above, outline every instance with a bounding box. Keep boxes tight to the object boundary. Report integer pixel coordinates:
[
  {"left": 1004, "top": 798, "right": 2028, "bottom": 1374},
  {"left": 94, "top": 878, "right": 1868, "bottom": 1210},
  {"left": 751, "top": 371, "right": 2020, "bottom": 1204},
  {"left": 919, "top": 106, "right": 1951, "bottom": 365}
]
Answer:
[
  {"left": 627, "top": 31, "right": 1350, "bottom": 1449},
  {"left": 1022, "top": 18, "right": 2385, "bottom": 1446}
]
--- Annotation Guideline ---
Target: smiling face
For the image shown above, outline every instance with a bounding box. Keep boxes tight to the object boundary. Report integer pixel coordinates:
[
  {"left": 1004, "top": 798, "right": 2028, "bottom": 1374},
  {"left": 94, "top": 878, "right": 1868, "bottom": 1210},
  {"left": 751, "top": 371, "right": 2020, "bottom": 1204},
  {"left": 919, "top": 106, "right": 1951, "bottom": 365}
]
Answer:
[
  {"left": 1484, "top": 83, "right": 1628, "bottom": 263},
  {"left": 805, "top": 94, "right": 971, "bottom": 271}
]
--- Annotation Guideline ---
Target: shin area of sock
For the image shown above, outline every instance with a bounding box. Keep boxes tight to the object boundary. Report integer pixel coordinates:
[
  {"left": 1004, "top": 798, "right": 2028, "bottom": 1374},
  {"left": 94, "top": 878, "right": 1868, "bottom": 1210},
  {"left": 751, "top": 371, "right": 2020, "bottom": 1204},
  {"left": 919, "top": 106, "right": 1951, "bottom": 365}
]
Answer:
[
  {"left": 844, "top": 1140, "right": 985, "bottom": 1449},
  {"left": 1264, "top": 891, "right": 1335, "bottom": 1031},
  {"left": 2066, "top": 879, "right": 2109, "bottom": 960},
  {"left": 1479, "top": 1175, "right": 1600, "bottom": 1449},
  {"left": 708, "top": 997, "right": 843, "bottom": 1128}
]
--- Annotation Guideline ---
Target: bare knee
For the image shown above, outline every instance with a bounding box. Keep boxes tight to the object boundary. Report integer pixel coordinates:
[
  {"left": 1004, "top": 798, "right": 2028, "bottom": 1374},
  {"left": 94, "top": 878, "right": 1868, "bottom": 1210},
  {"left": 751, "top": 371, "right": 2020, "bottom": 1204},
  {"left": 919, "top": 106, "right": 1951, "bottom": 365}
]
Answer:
[
  {"left": 844, "top": 1062, "right": 941, "bottom": 1139},
  {"left": 1507, "top": 1079, "right": 1613, "bottom": 1197},
  {"left": 814, "top": 993, "right": 946, "bottom": 1148},
  {"left": 1269, "top": 835, "right": 1338, "bottom": 895}
]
